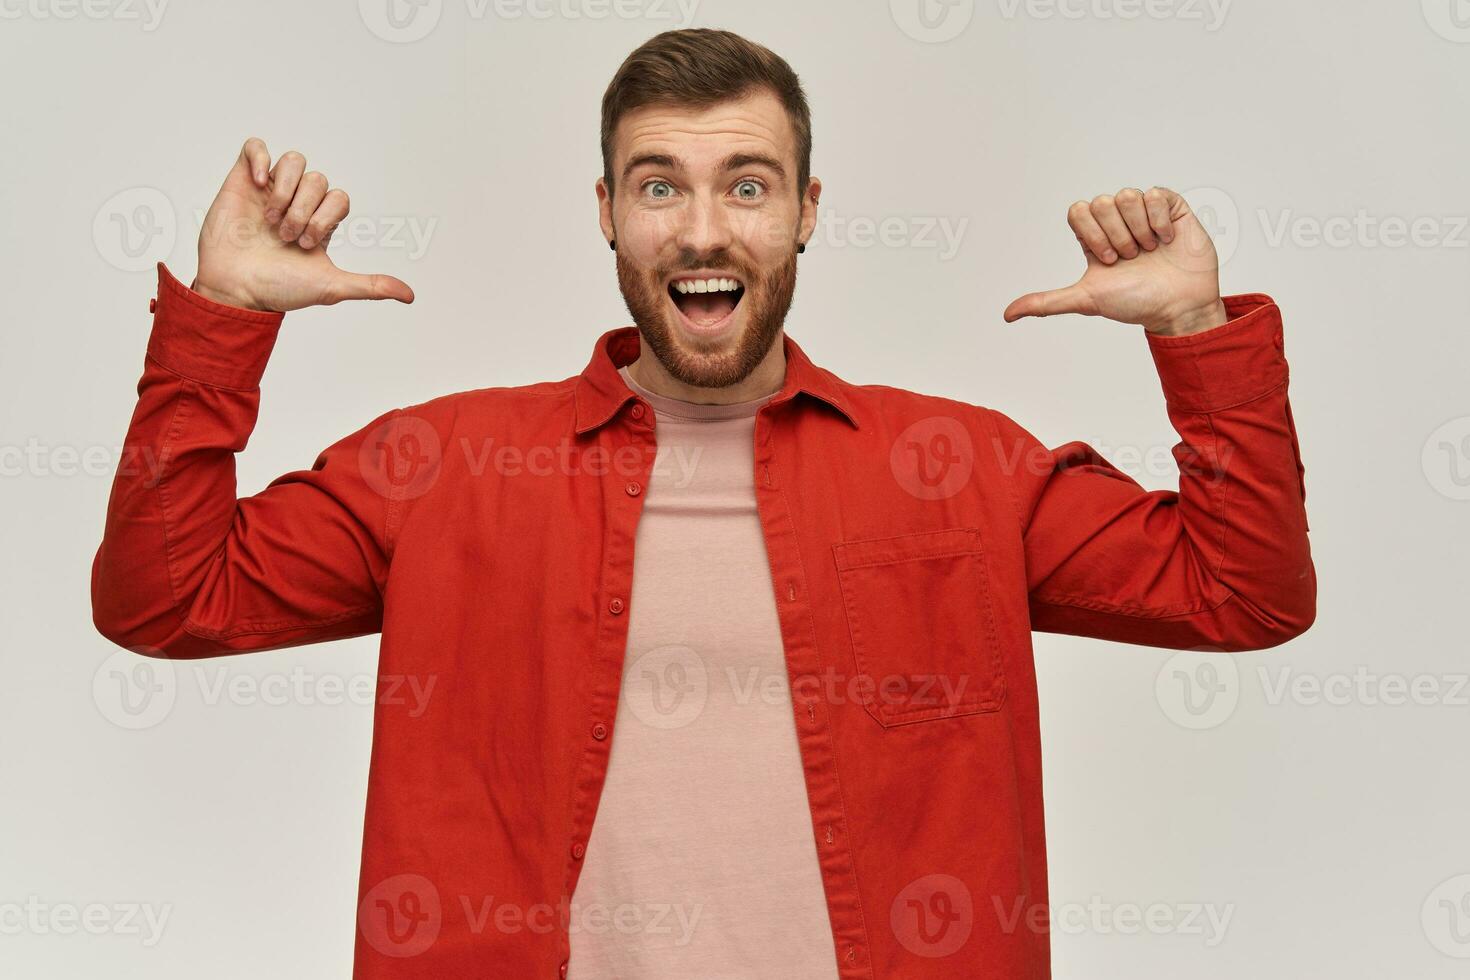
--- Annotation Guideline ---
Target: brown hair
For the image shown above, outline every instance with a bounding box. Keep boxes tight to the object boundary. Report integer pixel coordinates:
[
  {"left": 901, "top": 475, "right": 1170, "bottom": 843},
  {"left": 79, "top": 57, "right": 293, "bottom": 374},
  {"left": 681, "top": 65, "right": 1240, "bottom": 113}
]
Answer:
[{"left": 600, "top": 28, "right": 812, "bottom": 201}]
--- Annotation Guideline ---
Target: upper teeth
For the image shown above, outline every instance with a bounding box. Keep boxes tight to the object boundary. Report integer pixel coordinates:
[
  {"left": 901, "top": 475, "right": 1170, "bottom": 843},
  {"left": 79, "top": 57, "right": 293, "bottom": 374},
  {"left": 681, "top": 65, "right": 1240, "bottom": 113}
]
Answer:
[{"left": 673, "top": 277, "right": 741, "bottom": 294}]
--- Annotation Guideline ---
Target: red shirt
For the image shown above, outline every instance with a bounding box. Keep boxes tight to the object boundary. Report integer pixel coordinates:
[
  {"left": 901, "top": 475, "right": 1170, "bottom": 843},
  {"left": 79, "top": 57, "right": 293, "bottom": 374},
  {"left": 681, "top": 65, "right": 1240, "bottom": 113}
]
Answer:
[{"left": 92, "top": 262, "right": 1315, "bottom": 979}]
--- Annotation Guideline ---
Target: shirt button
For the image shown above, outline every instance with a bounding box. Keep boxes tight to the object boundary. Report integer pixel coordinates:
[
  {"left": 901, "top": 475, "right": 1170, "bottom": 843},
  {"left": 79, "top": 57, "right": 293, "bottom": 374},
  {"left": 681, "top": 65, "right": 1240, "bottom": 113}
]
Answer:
[
  {"left": 571, "top": 841, "right": 586, "bottom": 860},
  {"left": 559, "top": 962, "right": 568, "bottom": 979},
  {"left": 591, "top": 722, "right": 608, "bottom": 740},
  {"left": 630, "top": 403, "right": 645, "bottom": 420},
  {"left": 625, "top": 481, "right": 642, "bottom": 497},
  {"left": 1274, "top": 331, "right": 1284, "bottom": 350},
  {"left": 148, "top": 298, "right": 157, "bottom": 313},
  {"left": 608, "top": 597, "right": 625, "bottom": 615}
]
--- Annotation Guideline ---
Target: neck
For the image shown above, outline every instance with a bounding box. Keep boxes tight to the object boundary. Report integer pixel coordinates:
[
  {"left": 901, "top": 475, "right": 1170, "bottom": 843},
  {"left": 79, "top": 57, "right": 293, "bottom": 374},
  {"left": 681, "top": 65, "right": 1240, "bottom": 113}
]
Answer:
[{"left": 627, "top": 332, "right": 787, "bottom": 405}]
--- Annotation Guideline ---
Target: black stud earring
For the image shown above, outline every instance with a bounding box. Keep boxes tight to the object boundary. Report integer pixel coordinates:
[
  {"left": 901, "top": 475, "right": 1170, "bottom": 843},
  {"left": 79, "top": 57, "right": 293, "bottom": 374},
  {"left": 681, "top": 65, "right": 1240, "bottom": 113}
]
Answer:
[
  {"left": 609, "top": 238, "right": 616, "bottom": 251},
  {"left": 796, "top": 242, "right": 806, "bottom": 254}
]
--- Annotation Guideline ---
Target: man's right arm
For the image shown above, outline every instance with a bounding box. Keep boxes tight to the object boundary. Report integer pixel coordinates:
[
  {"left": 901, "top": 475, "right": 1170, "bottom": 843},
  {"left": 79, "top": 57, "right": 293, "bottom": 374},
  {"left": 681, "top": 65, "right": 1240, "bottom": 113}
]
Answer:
[
  {"left": 91, "top": 138, "right": 415, "bottom": 658},
  {"left": 91, "top": 264, "right": 405, "bottom": 658}
]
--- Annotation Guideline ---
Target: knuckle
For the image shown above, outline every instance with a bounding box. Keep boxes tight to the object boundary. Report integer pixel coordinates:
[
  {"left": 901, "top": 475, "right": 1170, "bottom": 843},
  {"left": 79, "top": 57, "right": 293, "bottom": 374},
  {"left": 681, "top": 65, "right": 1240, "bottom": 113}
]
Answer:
[
  {"left": 327, "top": 188, "right": 350, "bottom": 210},
  {"left": 1067, "top": 200, "right": 1091, "bottom": 220},
  {"left": 303, "top": 171, "right": 328, "bottom": 190},
  {"left": 1143, "top": 187, "right": 1166, "bottom": 204},
  {"left": 1090, "top": 195, "right": 1115, "bottom": 213},
  {"left": 1116, "top": 187, "right": 1142, "bottom": 204},
  {"left": 281, "top": 150, "right": 305, "bottom": 167}
]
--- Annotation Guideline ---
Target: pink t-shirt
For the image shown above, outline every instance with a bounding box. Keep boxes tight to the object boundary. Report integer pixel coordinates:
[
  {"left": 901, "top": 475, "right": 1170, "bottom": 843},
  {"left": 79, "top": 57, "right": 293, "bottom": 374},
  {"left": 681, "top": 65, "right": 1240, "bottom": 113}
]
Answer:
[{"left": 565, "top": 365, "right": 839, "bottom": 979}]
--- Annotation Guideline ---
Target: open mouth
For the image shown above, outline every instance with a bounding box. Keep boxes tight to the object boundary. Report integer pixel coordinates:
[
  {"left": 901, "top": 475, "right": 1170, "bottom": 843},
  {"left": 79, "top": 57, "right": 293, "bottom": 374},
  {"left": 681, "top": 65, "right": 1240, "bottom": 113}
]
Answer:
[{"left": 667, "top": 275, "right": 746, "bottom": 334}]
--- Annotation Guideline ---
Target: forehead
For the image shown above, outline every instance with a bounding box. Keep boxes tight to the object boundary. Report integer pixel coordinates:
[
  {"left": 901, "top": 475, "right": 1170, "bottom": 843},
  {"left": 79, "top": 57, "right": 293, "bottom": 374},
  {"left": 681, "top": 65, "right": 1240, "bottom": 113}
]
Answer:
[{"left": 613, "top": 89, "right": 795, "bottom": 171}]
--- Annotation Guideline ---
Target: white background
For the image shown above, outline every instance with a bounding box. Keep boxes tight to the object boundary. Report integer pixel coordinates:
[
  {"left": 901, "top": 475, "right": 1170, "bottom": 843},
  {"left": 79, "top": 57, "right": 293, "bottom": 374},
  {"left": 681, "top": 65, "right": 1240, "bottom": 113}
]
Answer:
[{"left": 2, "top": 1, "right": 1467, "bottom": 976}]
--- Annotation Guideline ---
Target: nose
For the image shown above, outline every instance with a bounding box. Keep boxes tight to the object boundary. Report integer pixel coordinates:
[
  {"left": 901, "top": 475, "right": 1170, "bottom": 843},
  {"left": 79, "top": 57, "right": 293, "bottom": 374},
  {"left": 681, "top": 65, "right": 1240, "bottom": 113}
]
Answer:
[{"left": 672, "top": 189, "right": 734, "bottom": 256}]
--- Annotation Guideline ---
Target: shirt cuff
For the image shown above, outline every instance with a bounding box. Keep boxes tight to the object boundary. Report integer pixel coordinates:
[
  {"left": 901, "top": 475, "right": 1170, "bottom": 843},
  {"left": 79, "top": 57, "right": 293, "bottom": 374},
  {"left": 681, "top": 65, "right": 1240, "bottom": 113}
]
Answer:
[
  {"left": 1145, "top": 293, "right": 1288, "bottom": 413},
  {"left": 145, "top": 261, "right": 284, "bottom": 390}
]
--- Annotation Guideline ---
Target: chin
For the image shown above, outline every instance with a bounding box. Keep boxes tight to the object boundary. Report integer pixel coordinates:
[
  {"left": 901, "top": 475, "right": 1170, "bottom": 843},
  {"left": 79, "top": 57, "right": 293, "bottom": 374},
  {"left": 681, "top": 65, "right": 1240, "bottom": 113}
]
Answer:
[
  {"left": 642, "top": 313, "right": 760, "bottom": 389},
  {"left": 617, "top": 252, "right": 795, "bottom": 389}
]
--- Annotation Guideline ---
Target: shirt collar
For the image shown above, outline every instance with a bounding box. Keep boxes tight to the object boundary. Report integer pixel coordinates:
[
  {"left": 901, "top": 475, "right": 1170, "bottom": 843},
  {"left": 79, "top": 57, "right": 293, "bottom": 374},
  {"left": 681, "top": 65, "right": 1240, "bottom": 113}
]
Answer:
[{"left": 573, "top": 326, "right": 861, "bottom": 435}]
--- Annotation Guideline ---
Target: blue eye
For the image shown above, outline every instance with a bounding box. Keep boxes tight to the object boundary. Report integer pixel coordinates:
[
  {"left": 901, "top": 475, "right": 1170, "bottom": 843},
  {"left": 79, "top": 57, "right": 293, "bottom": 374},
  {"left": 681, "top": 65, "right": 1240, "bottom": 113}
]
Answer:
[
  {"left": 645, "top": 180, "right": 674, "bottom": 199},
  {"left": 734, "top": 180, "right": 764, "bottom": 200}
]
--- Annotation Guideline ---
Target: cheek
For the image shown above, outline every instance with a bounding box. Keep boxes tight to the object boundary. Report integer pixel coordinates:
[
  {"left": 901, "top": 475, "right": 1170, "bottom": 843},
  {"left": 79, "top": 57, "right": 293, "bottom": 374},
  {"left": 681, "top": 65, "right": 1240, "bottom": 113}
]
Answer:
[
  {"left": 735, "top": 210, "right": 798, "bottom": 260},
  {"left": 623, "top": 208, "right": 679, "bottom": 256}
]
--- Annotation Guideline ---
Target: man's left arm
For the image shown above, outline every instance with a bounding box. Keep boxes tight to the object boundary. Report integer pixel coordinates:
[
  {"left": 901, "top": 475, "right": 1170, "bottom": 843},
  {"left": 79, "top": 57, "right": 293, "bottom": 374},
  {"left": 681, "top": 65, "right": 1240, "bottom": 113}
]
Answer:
[{"left": 994, "top": 186, "right": 1316, "bottom": 651}]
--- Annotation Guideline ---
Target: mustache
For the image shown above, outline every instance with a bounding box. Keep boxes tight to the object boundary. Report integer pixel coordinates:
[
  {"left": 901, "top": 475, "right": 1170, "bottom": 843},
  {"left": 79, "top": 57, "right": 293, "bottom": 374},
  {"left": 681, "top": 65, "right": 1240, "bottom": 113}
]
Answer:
[{"left": 657, "top": 251, "right": 751, "bottom": 279}]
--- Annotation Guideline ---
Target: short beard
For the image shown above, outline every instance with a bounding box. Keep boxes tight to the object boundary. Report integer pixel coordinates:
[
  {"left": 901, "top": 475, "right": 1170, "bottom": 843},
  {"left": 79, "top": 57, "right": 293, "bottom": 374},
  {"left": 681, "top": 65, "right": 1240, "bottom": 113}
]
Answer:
[{"left": 615, "top": 245, "right": 798, "bottom": 389}]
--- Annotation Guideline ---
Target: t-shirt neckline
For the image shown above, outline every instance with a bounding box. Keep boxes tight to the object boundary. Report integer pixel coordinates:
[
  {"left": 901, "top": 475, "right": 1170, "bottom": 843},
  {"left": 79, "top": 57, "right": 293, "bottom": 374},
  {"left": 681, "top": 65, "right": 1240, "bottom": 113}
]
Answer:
[{"left": 617, "top": 364, "right": 776, "bottom": 421}]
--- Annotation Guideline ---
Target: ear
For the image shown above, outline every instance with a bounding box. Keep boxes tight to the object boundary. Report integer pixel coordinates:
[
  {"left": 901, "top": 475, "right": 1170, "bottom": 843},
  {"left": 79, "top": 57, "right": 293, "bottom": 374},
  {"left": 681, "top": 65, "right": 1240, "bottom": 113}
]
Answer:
[
  {"left": 798, "top": 176, "right": 822, "bottom": 247},
  {"left": 595, "top": 176, "right": 615, "bottom": 249}
]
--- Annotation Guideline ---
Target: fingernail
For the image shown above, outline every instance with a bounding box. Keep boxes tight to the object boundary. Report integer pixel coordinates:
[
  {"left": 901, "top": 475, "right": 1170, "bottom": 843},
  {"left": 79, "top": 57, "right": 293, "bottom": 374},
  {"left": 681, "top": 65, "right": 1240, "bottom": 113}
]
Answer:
[
  {"left": 298, "top": 236, "right": 314, "bottom": 249},
  {"left": 1102, "top": 248, "right": 1117, "bottom": 262}
]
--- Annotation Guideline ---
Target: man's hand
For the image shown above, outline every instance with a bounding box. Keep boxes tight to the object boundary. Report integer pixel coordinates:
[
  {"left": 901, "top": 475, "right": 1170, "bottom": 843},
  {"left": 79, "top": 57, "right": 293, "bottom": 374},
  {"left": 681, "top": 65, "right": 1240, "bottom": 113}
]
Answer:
[
  {"left": 1003, "top": 186, "right": 1227, "bottom": 337},
  {"left": 191, "top": 137, "right": 414, "bottom": 312}
]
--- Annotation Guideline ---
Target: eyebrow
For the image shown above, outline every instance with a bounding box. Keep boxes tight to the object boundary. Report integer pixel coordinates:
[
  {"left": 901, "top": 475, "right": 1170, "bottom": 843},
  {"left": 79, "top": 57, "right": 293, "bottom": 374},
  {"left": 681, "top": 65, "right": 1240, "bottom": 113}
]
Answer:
[{"left": 621, "top": 151, "right": 788, "bottom": 183}]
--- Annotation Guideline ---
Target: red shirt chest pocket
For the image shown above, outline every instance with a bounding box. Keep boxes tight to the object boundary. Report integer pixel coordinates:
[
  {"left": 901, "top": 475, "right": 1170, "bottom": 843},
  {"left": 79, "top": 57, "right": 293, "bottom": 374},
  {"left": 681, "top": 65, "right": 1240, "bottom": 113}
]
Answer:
[{"left": 832, "top": 526, "right": 1008, "bottom": 728}]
